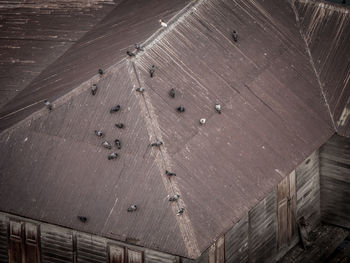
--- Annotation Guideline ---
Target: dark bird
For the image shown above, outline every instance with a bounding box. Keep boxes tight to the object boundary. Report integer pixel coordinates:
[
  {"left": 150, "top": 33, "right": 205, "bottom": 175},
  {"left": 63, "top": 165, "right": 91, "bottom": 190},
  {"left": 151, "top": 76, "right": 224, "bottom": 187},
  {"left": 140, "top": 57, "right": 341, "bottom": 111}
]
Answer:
[
  {"left": 165, "top": 170, "right": 176, "bottom": 176},
  {"left": 127, "top": 205, "right": 137, "bottom": 212},
  {"left": 127, "top": 51, "right": 136, "bottom": 57},
  {"left": 91, "top": 84, "right": 98, "bottom": 95},
  {"left": 136, "top": 87, "right": 145, "bottom": 93},
  {"left": 98, "top": 69, "right": 104, "bottom": 75},
  {"left": 149, "top": 65, "right": 155, "bottom": 78},
  {"left": 110, "top": 105, "right": 121, "bottom": 113},
  {"left": 115, "top": 139, "right": 121, "bottom": 149},
  {"left": 169, "top": 194, "right": 180, "bottom": 201},
  {"left": 151, "top": 141, "right": 163, "bottom": 147},
  {"left": 232, "top": 30, "right": 238, "bottom": 42},
  {"left": 102, "top": 141, "right": 112, "bottom": 149},
  {"left": 115, "top": 123, "right": 124, "bottom": 129},
  {"left": 108, "top": 152, "right": 118, "bottom": 160},
  {"left": 77, "top": 216, "right": 87, "bottom": 223},
  {"left": 215, "top": 104, "right": 221, "bottom": 114},
  {"left": 95, "top": 130, "right": 104, "bottom": 137},
  {"left": 135, "top": 43, "right": 144, "bottom": 52},
  {"left": 169, "top": 88, "right": 175, "bottom": 98},
  {"left": 44, "top": 100, "right": 52, "bottom": 111},
  {"left": 177, "top": 106, "right": 185, "bottom": 113},
  {"left": 177, "top": 208, "right": 185, "bottom": 215}
]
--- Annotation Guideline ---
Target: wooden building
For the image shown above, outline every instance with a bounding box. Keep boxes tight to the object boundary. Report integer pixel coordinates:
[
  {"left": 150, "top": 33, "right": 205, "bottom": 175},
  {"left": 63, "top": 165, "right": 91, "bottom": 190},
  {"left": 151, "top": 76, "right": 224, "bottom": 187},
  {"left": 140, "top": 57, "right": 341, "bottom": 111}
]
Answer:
[{"left": 0, "top": 0, "right": 349, "bottom": 262}]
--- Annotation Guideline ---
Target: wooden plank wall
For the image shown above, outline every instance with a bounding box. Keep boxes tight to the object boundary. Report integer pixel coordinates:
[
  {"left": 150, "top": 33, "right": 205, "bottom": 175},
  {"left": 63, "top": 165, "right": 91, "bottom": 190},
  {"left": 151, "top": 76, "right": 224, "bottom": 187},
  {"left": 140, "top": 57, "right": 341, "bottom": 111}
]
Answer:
[
  {"left": 320, "top": 134, "right": 350, "bottom": 228},
  {"left": 0, "top": 215, "right": 8, "bottom": 262},
  {"left": 249, "top": 191, "right": 277, "bottom": 263},
  {"left": 0, "top": 212, "right": 181, "bottom": 263},
  {"left": 223, "top": 150, "right": 320, "bottom": 263},
  {"left": 41, "top": 224, "right": 74, "bottom": 263},
  {"left": 296, "top": 150, "right": 321, "bottom": 227}
]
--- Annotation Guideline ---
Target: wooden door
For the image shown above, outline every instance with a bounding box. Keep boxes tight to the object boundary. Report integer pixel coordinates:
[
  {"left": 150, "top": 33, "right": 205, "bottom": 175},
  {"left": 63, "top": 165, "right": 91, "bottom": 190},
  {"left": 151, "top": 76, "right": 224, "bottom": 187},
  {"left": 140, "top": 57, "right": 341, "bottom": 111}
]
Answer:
[
  {"left": 277, "top": 171, "right": 296, "bottom": 249},
  {"left": 109, "top": 246, "right": 124, "bottom": 263},
  {"left": 127, "top": 249, "right": 142, "bottom": 263}
]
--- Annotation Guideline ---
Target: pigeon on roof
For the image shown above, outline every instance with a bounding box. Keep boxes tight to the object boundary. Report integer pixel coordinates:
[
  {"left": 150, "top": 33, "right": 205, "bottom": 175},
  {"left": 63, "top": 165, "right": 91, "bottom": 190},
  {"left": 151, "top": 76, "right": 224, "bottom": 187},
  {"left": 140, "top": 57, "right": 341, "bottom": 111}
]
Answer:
[
  {"left": 95, "top": 130, "right": 104, "bottom": 137},
  {"left": 115, "top": 123, "right": 124, "bottom": 129},
  {"left": 169, "top": 194, "right": 180, "bottom": 201},
  {"left": 108, "top": 152, "right": 118, "bottom": 160},
  {"left": 169, "top": 88, "right": 175, "bottom": 98},
  {"left": 127, "top": 205, "right": 137, "bottom": 212},
  {"left": 77, "top": 216, "right": 87, "bottom": 223},
  {"left": 166, "top": 170, "right": 176, "bottom": 176},
  {"left": 149, "top": 65, "right": 155, "bottom": 78},
  {"left": 91, "top": 84, "right": 98, "bottom": 95},
  {"left": 44, "top": 100, "right": 52, "bottom": 111},
  {"left": 110, "top": 105, "right": 121, "bottom": 113},
  {"left": 159, "top": 19, "right": 167, "bottom": 27},
  {"left": 151, "top": 141, "right": 163, "bottom": 147},
  {"left": 177, "top": 106, "right": 185, "bottom": 112},
  {"left": 98, "top": 69, "right": 104, "bottom": 75},
  {"left": 232, "top": 30, "right": 238, "bottom": 42},
  {"left": 115, "top": 139, "right": 121, "bottom": 149},
  {"left": 127, "top": 51, "right": 136, "bottom": 57},
  {"left": 215, "top": 104, "right": 221, "bottom": 114},
  {"left": 102, "top": 141, "right": 112, "bottom": 149}
]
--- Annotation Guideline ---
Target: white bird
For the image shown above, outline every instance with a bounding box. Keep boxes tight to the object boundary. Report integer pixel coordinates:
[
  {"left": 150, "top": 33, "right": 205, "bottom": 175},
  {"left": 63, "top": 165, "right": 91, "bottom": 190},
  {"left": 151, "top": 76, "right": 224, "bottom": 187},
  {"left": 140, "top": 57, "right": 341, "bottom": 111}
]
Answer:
[
  {"left": 159, "top": 19, "right": 167, "bottom": 28},
  {"left": 169, "top": 194, "right": 180, "bottom": 201},
  {"left": 200, "top": 118, "right": 206, "bottom": 124},
  {"left": 215, "top": 104, "right": 221, "bottom": 114}
]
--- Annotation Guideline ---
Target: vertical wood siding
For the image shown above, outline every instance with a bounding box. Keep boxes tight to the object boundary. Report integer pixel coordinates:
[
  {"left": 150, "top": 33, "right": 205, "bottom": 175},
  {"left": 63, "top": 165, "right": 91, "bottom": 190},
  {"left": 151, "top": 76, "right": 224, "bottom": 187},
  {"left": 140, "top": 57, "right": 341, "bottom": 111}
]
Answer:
[
  {"left": 0, "top": 215, "right": 8, "bottom": 263},
  {"left": 225, "top": 215, "right": 248, "bottom": 263},
  {"left": 248, "top": 191, "right": 277, "bottom": 263},
  {"left": 40, "top": 224, "right": 74, "bottom": 263},
  {"left": 320, "top": 134, "right": 350, "bottom": 228},
  {"left": 76, "top": 232, "right": 107, "bottom": 263},
  {"left": 296, "top": 150, "right": 320, "bottom": 227}
]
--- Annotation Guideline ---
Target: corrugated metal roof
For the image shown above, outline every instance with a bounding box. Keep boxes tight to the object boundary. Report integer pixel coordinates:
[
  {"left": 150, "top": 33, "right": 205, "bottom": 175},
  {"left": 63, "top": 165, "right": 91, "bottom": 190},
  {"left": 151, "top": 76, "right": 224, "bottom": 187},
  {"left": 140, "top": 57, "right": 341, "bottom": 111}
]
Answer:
[
  {"left": 293, "top": 0, "right": 350, "bottom": 137},
  {"left": 0, "top": 0, "right": 343, "bottom": 259}
]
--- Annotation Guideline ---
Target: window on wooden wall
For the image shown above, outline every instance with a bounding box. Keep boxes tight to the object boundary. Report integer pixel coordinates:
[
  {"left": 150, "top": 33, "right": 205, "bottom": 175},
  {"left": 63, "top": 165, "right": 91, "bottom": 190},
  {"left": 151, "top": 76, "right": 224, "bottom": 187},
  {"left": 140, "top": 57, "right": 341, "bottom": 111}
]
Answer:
[
  {"left": 277, "top": 171, "right": 297, "bottom": 249},
  {"left": 8, "top": 221, "right": 40, "bottom": 263},
  {"left": 109, "top": 245, "right": 143, "bottom": 263}
]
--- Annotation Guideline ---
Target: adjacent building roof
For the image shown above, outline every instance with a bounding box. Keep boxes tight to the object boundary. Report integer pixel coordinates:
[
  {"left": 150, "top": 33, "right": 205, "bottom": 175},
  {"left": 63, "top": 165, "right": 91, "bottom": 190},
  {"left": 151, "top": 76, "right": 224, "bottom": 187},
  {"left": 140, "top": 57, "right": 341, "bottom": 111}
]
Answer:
[
  {"left": 294, "top": 0, "right": 350, "bottom": 137},
  {"left": 0, "top": 0, "right": 347, "bottom": 259}
]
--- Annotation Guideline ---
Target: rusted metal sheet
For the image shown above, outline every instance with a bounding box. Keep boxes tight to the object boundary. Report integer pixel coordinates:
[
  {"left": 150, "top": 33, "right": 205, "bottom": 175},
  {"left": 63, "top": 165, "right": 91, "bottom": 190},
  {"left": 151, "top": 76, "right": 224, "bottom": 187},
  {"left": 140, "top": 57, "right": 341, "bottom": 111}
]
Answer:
[
  {"left": 0, "top": 0, "right": 339, "bottom": 259},
  {"left": 294, "top": 0, "right": 350, "bottom": 137}
]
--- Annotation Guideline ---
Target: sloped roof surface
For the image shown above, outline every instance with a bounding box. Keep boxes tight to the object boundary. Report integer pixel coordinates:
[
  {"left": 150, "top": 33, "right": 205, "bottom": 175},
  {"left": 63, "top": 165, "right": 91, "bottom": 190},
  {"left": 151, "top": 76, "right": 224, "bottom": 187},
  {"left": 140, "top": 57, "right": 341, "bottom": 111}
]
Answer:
[
  {"left": 0, "top": 0, "right": 343, "bottom": 259},
  {"left": 0, "top": 0, "right": 191, "bottom": 131},
  {"left": 0, "top": 0, "right": 117, "bottom": 108},
  {"left": 293, "top": 0, "right": 350, "bottom": 137}
]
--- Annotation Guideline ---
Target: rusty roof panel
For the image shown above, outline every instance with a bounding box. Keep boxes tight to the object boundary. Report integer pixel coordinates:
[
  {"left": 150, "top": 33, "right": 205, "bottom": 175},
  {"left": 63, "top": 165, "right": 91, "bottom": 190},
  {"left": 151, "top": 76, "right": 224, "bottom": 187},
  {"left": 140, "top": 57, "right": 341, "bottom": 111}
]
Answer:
[{"left": 294, "top": 0, "right": 350, "bottom": 137}]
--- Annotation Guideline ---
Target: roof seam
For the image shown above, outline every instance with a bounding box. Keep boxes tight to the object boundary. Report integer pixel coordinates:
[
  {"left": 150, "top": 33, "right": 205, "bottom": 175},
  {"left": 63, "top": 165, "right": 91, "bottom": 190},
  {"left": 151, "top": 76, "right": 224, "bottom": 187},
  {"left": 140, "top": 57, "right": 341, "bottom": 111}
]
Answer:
[
  {"left": 290, "top": 0, "right": 338, "bottom": 131},
  {"left": 129, "top": 61, "right": 201, "bottom": 259}
]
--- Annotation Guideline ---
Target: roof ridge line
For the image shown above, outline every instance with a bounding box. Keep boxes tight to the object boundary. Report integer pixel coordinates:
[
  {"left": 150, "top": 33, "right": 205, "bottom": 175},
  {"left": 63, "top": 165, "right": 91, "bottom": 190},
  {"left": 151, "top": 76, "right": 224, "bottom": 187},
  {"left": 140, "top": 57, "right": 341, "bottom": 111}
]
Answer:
[
  {"left": 0, "top": 59, "right": 125, "bottom": 137},
  {"left": 129, "top": 61, "right": 201, "bottom": 259},
  {"left": 295, "top": 0, "right": 350, "bottom": 13},
  {"left": 290, "top": 0, "right": 338, "bottom": 131}
]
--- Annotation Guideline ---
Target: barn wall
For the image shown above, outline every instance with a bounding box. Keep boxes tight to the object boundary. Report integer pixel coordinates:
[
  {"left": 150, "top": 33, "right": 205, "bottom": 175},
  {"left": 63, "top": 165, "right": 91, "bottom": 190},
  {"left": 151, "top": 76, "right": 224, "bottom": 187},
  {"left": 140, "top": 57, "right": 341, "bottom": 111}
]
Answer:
[
  {"left": 223, "top": 150, "right": 320, "bottom": 263},
  {"left": 320, "top": 134, "right": 350, "bottom": 228},
  {"left": 0, "top": 212, "right": 181, "bottom": 263}
]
